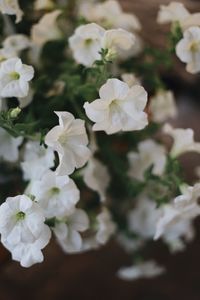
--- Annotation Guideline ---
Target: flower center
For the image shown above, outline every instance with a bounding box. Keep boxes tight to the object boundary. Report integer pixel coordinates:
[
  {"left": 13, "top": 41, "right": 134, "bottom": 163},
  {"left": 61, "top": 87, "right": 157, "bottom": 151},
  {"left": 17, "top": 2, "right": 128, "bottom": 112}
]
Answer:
[
  {"left": 85, "top": 38, "right": 93, "bottom": 46},
  {"left": 189, "top": 41, "right": 200, "bottom": 52},
  {"left": 16, "top": 211, "right": 26, "bottom": 221},
  {"left": 50, "top": 187, "right": 60, "bottom": 195},
  {"left": 9, "top": 72, "right": 20, "bottom": 80}
]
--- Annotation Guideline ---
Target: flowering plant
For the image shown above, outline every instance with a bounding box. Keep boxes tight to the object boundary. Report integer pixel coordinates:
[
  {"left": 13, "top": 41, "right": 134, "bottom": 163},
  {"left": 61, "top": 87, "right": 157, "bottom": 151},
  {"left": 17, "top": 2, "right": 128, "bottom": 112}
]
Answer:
[{"left": 0, "top": 0, "right": 200, "bottom": 280}]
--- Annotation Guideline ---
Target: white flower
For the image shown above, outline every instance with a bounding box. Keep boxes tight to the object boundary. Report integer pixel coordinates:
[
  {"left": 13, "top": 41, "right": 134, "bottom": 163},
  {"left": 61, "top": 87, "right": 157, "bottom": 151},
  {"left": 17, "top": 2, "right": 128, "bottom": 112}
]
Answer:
[
  {"left": 45, "top": 111, "right": 90, "bottom": 175},
  {"left": 121, "top": 73, "right": 141, "bottom": 87},
  {"left": 101, "top": 28, "right": 135, "bottom": 60},
  {"left": 0, "top": 127, "right": 22, "bottom": 162},
  {"left": 83, "top": 157, "right": 110, "bottom": 202},
  {"left": 69, "top": 23, "right": 135, "bottom": 67},
  {"left": 79, "top": 0, "right": 141, "bottom": 32},
  {"left": 3, "top": 34, "right": 31, "bottom": 54},
  {"left": 155, "top": 183, "right": 200, "bottom": 240},
  {"left": 0, "top": 194, "right": 48, "bottom": 246},
  {"left": 21, "top": 141, "right": 55, "bottom": 181},
  {"left": 128, "top": 139, "right": 166, "bottom": 181},
  {"left": 34, "top": 0, "right": 54, "bottom": 10},
  {"left": 157, "top": 2, "right": 200, "bottom": 31},
  {"left": 84, "top": 78, "right": 148, "bottom": 134},
  {"left": 18, "top": 87, "right": 34, "bottom": 108},
  {"left": 118, "top": 261, "right": 165, "bottom": 281},
  {"left": 157, "top": 2, "right": 190, "bottom": 25},
  {"left": 69, "top": 23, "right": 105, "bottom": 67},
  {"left": 53, "top": 209, "right": 89, "bottom": 253},
  {"left": 0, "top": 0, "right": 23, "bottom": 23},
  {"left": 0, "top": 47, "right": 15, "bottom": 63},
  {"left": 28, "top": 170, "right": 80, "bottom": 218},
  {"left": 176, "top": 26, "right": 200, "bottom": 74},
  {"left": 163, "top": 123, "right": 200, "bottom": 157},
  {"left": 149, "top": 90, "right": 177, "bottom": 123},
  {"left": 128, "top": 196, "right": 161, "bottom": 239},
  {"left": 95, "top": 208, "right": 116, "bottom": 244},
  {"left": 0, "top": 57, "right": 34, "bottom": 98},
  {"left": 31, "top": 10, "right": 62, "bottom": 47},
  {"left": 3, "top": 224, "right": 51, "bottom": 267}
]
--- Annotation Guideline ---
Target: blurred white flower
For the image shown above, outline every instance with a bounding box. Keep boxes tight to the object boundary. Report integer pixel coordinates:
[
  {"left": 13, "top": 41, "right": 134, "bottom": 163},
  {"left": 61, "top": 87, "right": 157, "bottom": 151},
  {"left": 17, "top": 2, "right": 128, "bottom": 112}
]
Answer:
[
  {"left": 121, "top": 73, "right": 141, "bottom": 87},
  {"left": 157, "top": 2, "right": 190, "bottom": 25},
  {"left": 3, "top": 224, "right": 51, "bottom": 267},
  {"left": 3, "top": 34, "right": 31, "bottom": 55},
  {"left": 176, "top": 26, "right": 200, "bottom": 74},
  {"left": 0, "top": 127, "right": 22, "bottom": 162},
  {"left": 34, "top": 0, "right": 54, "bottom": 10},
  {"left": 118, "top": 261, "right": 165, "bottom": 281},
  {"left": 0, "top": 47, "right": 15, "bottom": 63},
  {"left": 128, "top": 196, "right": 161, "bottom": 239},
  {"left": 0, "top": 0, "right": 23, "bottom": 23},
  {"left": 128, "top": 139, "right": 166, "bottom": 181},
  {"left": 163, "top": 123, "right": 200, "bottom": 157},
  {"left": 157, "top": 2, "right": 200, "bottom": 31},
  {"left": 69, "top": 23, "right": 105, "bottom": 67},
  {"left": 96, "top": 208, "right": 116, "bottom": 244},
  {"left": 21, "top": 141, "right": 55, "bottom": 181},
  {"left": 28, "top": 170, "right": 80, "bottom": 218},
  {"left": 149, "top": 90, "right": 177, "bottom": 123},
  {"left": 101, "top": 28, "right": 135, "bottom": 60},
  {"left": 155, "top": 183, "right": 200, "bottom": 240},
  {"left": 0, "top": 57, "right": 34, "bottom": 98},
  {"left": 18, "top": 87, "right": 34, "bottom": 108},
  {"left": 69, "top": 23, "right": 135, "bottom": 67},
  {"left": 31, "top": 10, "right": 62, "bottom": 47},
  {"left": 84, "top": 78, "right": 148, "bottom": 134},
  {"left": 45, "top": 111, "right": 90, "bottom": 175},
  {"left": 79, "top": 0, "right": 141, "bottom": 32},
  {"left": 83, "top": 157, "right": 110, "bottom": 202},
  {"left": 53, "top": 209, "right": 89, "bottom": 253},
  {"left": 0, "top": 194, "right": 49, "bottom": 247}
]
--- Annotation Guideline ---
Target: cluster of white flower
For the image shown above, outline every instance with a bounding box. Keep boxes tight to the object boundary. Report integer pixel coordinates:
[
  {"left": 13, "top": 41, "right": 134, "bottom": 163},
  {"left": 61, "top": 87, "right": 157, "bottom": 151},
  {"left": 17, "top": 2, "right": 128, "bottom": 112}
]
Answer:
[
  {"left": 158, "top": 2, "right": 200, "bottom": 74},
  {"left": 0, "top": 0, "right": 199, "bottom": 284}
]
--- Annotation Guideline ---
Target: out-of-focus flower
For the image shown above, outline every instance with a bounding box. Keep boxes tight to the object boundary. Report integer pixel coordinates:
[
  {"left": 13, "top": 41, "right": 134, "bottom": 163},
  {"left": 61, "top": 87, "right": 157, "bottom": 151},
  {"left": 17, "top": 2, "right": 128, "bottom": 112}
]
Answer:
[
  {"left": 69, "top": 23, "right": 105, "bottom": 67},
  {"left": 157, "top": 2, "right": 190, "bottom": 25},
  {"left": 83, "top": 157, "right": 110, "bottom": 202},
  {"left": 79, "top": 0, "right": 141, "bottom": 32},
  {"left": 176, "top": 26, "right": 200, "bottom": 74},
  {"left": 84, "top": 78, "right": 148, "bottom": 134},
  {"left": 0, "top": 0, "right": 23, "bottom": 23},
  {"left": 28, "top": 170, "right": 80, "bottom": 218},
  {"left": 118, "top": 261, "right": 165, "bottom": 281},
  {"left": 101, "top": 28, "right": 135, "bottom": 60},
  {"left": 3, "top": 34, "right": 31, "bottom": 55},
  {"left": 31, "top": 10, "right": 62, "bottom": 47},
  {"left": 155, "top": 183, "right": 200, "bottom": 240},
  {"left": 128, "top": 139, "right": 166, "bottom": 181},
  {"left": 0, "top": 57, "right": 34, "bottom": 98},
  {"left": 21, "top": 141, "right": 55, "bottom": 181},
  {"left": 69, "top": 23, "right": 135, "bottom": 67},
  {"left": 34, "top": 0, "right": 55, "bottom": 10},
  {"left": 45, "top": 111, "right": 90, "bottom": 175},
  {"left": 53, "top": 209, "right": 89, "bottom": 253},
  {"left": 157, "top": 2, "right": 200, "bottom": 31},
  {"left": 121, "top": 73, "right": 141, "bottom": 87},
  {"left": 163, "top": 123, "right": 200, "bottom": 157},
  {"left": 18, "top": 87, "right": 34, "bottom": 108},
  {"left": 95, "top": 208, "right": 116, "bottom": 244},
  {"left": 149, "top": 90, "right": 177, "bottom": 123},
  {"left": 0, "top": 128, "right": 23, "bottom": 162}
]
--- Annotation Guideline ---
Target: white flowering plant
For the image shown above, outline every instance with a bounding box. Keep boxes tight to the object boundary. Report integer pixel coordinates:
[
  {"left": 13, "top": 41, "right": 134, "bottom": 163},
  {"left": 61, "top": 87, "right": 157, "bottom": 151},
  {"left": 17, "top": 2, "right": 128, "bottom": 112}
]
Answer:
[{"left": 0, "top": 0, "right": 200, "bottom": 280}]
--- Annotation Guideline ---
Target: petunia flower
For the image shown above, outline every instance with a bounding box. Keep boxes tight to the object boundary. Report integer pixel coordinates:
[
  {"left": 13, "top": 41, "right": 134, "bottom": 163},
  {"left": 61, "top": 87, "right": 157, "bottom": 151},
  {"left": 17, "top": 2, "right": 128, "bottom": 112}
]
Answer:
[
  {"left": 45, "top": 111, "right": 91, "bottom": 175},
  {"left": 176, "top": 26, "right": 200, "bottom": 74},
  {"left": 0, "top": 0, "right": 23, "bottom": 23},
  {"left": 84, "top": 78, "right": 148, "bottom": 134},
  {"left": 0, "top": 127, "right": 23, "bottom": 162},
  {"left": 0, "top": 57, "right": 34, "bottom": 98}
]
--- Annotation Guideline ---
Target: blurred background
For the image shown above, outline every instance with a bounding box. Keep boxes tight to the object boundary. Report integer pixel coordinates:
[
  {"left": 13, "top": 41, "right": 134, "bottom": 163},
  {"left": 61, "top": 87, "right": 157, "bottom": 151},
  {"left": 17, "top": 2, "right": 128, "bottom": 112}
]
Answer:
[{"left": 0, "top": 0, "right": 200, "bottom": 299}]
